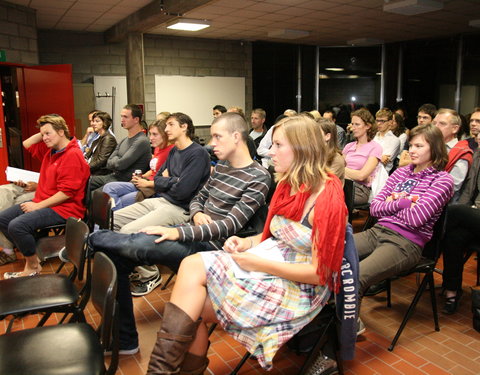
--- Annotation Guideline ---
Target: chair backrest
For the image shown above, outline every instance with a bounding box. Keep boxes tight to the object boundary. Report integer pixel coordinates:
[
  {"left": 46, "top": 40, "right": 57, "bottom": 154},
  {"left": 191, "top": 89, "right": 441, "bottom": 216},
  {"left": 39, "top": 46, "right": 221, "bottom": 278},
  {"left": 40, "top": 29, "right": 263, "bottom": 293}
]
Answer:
[
  {"left": 90, "top": 252, "right": 118, "bottom": 374},
  {"left": 89, "top": 190, "right": 114, "bottom": 231},
  {"left": 64, "top": 217, "right": 90, "bottom": 280},
  {"left": 343, "top": 179, "right": 355, "bottom": 223},
  {"left": 422, "top": 207, "right": 448, "bottom": 261}
]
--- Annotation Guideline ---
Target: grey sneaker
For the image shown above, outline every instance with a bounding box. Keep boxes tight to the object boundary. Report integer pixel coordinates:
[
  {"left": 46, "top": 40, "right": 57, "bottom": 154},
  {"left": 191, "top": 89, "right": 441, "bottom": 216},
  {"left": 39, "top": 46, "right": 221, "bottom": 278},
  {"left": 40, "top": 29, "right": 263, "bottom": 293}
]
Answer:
[
  {"left": 130, "top": 273, "right": 163, "bottom": 296},
  {"left": 304, "top": 353, "right": 338, "bottom": 375}
]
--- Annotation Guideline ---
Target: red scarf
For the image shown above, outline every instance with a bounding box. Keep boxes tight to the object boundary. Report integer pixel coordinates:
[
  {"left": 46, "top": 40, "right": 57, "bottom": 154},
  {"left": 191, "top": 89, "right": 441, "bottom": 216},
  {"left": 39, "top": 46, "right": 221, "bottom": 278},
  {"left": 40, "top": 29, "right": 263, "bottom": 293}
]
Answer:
[{"left": 261, "top": 174, "right": 347, "bottom": 293}]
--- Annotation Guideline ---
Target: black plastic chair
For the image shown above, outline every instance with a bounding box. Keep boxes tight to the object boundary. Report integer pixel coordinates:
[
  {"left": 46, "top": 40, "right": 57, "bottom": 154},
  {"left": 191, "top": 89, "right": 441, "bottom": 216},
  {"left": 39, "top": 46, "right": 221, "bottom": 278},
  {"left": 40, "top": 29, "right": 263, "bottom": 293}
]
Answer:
[
  {"left": 35, "top": 177, "right": 92, "bottom": 271},
  {"left": 0, "top": 217, "right": 90, "bottom": 332},
  {"left": 88, "top": 189, "right": 114, "bottom": 232},
  {"left": 383, "top": 209, "right": 448, "bottom": 351},
  {"left": 343, "top": 179, "right": 355, "bottom": 224},
  {"left": 0, "top": 251, "right": 119, "bottom": 375}
]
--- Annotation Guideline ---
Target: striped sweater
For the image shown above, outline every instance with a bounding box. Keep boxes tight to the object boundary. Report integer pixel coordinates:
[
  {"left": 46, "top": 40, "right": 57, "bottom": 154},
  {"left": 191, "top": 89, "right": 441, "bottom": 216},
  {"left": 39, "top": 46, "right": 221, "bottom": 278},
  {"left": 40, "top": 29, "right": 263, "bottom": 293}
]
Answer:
[
  {"left": 370, "top": 165, "right": 454, "bottom": 246},
  {"left": 177, "top": 160, "right": 271, "bottom": 246}
]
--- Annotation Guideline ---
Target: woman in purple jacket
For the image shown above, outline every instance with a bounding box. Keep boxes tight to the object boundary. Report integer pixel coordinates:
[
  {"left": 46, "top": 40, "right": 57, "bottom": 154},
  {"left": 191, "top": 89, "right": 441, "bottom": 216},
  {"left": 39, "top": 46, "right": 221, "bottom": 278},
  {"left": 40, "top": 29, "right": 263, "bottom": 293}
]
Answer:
[{"left": 355, "top": 124, "right": 454, "bottom": 307}]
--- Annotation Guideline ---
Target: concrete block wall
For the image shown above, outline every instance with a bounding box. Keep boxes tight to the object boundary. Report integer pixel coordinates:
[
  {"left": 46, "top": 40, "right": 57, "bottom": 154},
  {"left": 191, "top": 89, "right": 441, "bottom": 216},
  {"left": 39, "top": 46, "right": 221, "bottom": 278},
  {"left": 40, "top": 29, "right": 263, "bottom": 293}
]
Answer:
[
  {"left": 38, "top": 30, "right": 252, "bottom": 131},
  {"left": 38, "top": 30, "right": 126, "bottom": 84},
  {"left": 0, "top": 0, "right": 38, "bottom": 65}
]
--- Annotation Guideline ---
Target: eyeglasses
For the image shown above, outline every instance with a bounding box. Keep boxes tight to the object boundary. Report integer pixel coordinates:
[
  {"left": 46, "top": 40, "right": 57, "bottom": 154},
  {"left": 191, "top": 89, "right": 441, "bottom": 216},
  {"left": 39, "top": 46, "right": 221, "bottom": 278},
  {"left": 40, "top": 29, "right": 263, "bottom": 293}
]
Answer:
[
  {"left": 417, "top": 115, "right": 430, "bottom": 121},
  {"left": 470, "top": 119, "right": 480, "bottom": 124},
  {"left": 376, "top": 119, "right": 388, "bottom": 123}
]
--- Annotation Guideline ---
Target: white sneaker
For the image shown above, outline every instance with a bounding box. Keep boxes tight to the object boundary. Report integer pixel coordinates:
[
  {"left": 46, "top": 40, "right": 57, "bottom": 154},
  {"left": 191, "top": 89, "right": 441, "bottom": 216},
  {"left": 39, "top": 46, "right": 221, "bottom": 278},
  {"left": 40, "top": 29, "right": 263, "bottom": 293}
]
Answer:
[
  {"left": 357, "top": 318, "right": 366, "bottom": 336},
  {"left": 130, "top": 273, "right": 163, "bottom": 296}
]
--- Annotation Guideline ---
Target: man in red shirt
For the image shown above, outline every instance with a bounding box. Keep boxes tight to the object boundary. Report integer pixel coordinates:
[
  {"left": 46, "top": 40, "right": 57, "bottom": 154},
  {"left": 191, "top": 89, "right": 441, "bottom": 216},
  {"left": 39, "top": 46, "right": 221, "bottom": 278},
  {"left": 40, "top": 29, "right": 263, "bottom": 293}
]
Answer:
[{"left": 0, "top": 114, "right": 90, "bottom": 278}]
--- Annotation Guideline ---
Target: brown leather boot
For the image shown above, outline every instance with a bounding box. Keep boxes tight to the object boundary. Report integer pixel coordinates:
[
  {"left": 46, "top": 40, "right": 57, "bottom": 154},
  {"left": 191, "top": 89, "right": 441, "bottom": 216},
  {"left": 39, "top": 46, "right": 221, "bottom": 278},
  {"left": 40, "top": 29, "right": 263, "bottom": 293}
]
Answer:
[
  {"left": 147, "top": 302, "right": 200, "bottom": 375},
  {"left": 179, "top": 352, "right": 209, "bottom": 375}
]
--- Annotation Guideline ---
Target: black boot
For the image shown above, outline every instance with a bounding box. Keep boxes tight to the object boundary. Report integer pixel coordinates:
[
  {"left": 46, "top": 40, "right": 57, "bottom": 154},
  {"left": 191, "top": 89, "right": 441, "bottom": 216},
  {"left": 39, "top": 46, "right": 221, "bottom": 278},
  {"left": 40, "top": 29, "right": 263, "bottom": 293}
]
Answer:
[{"left": 472, "top": 287, "right": 480, "bottom": 332}]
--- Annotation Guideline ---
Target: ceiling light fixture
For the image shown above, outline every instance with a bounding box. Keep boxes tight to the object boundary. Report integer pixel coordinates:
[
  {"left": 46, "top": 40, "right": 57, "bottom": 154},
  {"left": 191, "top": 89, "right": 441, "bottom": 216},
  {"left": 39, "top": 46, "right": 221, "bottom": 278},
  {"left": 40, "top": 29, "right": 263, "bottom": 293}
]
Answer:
[
  {"left": 167, "top": 18, "right": 210, "bottom": 31},
  {"left": 325, "top": 68, "right": 344, "bottom": 72},
  {"left": 347, "top": 38, "right": 384, "bottom": 46},
  {"left": 469, "top": 19, "right": 480, "bottom": 28},
  {"left": 268, "top": 29, "right": 310, "bottom": 39},
  {"left": 383, "top": 0, "right": 443, "bottom": 16}
]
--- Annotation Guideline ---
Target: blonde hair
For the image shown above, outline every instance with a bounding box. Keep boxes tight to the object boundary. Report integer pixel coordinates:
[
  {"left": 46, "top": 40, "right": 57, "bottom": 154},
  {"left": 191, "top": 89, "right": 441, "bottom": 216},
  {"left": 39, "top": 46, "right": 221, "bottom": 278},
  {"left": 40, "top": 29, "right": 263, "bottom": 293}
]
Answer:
[
  {"left": 273, "top": 115, "right": 329, "bottom": 193},
  {"left": 37, "top": 114, "right": 70, "bottom": 138}
]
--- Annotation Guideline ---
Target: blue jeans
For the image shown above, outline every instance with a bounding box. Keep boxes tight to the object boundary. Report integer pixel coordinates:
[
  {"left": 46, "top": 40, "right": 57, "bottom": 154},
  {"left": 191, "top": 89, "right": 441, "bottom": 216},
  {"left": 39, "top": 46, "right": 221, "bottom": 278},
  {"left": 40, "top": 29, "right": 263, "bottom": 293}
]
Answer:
[
  {"left": 88, "top": 229, "right": 213, "bottom": 349},
  {"left": 0, "top": 204, "right": 66, "bottom": 256},
  {"left": 103, "top": 181, "right": 138, "bottom": 211}
]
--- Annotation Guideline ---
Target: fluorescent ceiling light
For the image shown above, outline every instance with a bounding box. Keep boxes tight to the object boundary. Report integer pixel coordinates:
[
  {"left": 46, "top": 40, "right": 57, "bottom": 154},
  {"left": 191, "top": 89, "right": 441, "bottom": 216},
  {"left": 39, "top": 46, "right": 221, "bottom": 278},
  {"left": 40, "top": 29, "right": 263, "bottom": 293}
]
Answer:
[
  {"left": 348, "top": 75, "right": 359, "bottom": 79},
  {"left": 347, "top": 38, "right": 383, "bottom": 46},
  {"left": 383, "top": 0, "right": 443, "bottom": 16},
  {"left": 469, "top": 19, "right": 480, "bottom": 28},
  {"left": 268, "top": 29, "right": 310, "bottom": 39},
  {"left": 167, "top": 18, "right": 210, "bottom": 31},
  {"left": 319, "top": 74, "right": 329, "bottom": 79},
  {"left": 325, "top": 68, "right": 344, "bottom": 71}
]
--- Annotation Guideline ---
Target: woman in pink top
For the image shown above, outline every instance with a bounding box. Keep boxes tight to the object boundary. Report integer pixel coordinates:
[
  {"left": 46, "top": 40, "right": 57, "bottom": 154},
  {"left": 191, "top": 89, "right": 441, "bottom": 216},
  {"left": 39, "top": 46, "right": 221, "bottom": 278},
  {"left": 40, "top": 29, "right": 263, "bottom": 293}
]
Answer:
[
  {"left": 103, "top": 120, "right": 174, "bottom": 210},
  {"left": 342, "top": 108, "right": 382, "bottom": 205}
]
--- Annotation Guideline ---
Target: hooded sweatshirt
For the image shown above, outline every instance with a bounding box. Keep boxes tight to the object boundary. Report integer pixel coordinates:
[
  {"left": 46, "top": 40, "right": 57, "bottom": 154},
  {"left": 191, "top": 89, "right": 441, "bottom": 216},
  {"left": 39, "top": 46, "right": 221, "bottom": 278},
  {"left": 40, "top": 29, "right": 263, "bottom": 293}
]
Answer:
[{"left": 28, "top": 138, "right": 90, "bottom": 219}]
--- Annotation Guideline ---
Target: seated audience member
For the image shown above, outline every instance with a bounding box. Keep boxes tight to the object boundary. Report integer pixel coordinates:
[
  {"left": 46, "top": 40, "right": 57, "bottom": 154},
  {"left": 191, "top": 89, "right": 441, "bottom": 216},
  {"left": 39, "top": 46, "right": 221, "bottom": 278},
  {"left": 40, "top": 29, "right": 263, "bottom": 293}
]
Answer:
[
  {"left": 103, "top": 119, "right": 174, "bottom": 211},
  {"left": 355, "top": 124, "right": 454, "bottom": 329},
  {"left": 89, "top": 104, "right": 151, "bottom": 192},
  {"left": 85, "top": 111, "right": 117, "bottom": 176},
  {"left": 466, "top": 108, "right": 480, "bottom": 152},
  {"left": 110, "top": 113, "right": 210, "bottom": 296},
  {"left": 284, "top": 108, "right": 297, "bottom": 116},
  {"left": 441, "top": 147, "right": 480, "bottom": 314},
  {"left": 112, "top": 113, "right": 210, "bottom": 233},
  {"left": 342, "top": 108, "right": 382, "bottom": 205},
  {"left": 144, "top": 115, "right": 347, "bottom": 374},
  {"left": 156, "top": 111, "right": 170, "bottom": 121},
  {"left": 212, "top": 105, "right": 227, "bottom": 119},
  {"left": 89, "top": 112, "right": 271, "bottom": 355},
  {"left": 323, "top": 109, "right": 346, "bottom": 149},
  {"left": 0, "top": 114, "right": 90, "bottom": 278},
  {"left": 249, "top": 108, "right": 267, "bottom": 147},
  {"left": 317, "top": 117, "right": 346, "bottom": 183},
  {"left": 227, "top": 106, "right": 245, "bottom": 118},
  {"left": 433, "top": 108, "right": 473, "bottom": 200},
  {"left": 391, "top": 112, "right": 408, "bottom": 152},
  {"left": 417, "top": 103, "right": 437, "bottom": 126},
  {"left": 0, "top": 181, "right": 36, "bottom": 265},
  {"left": 309, "top": 110, "right": 321, "bottom": 120},
  {"left": 373, "top": 108, "right": 401, "bottom": 173},
  {"left": 79, "top": 109, "right": 99, "bottom": 154},
  {"left": 399, "top": 103, "right": 437, "bottom": 167}
]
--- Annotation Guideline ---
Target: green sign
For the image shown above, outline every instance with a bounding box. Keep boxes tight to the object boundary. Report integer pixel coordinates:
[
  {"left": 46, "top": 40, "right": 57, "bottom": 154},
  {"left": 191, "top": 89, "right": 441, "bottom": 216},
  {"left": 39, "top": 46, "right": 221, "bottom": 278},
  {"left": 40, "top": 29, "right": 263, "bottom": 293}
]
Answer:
[{"left": 0, "top": 50, "right": 5, "bottom": 62}]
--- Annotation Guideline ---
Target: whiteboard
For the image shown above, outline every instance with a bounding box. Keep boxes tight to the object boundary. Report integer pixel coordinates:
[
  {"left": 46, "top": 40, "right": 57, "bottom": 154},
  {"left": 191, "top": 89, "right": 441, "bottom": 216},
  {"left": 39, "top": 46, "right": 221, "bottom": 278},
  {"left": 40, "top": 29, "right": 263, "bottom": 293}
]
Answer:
[{"left": 155, "top": 75, "right": 245, "bottom": 126}]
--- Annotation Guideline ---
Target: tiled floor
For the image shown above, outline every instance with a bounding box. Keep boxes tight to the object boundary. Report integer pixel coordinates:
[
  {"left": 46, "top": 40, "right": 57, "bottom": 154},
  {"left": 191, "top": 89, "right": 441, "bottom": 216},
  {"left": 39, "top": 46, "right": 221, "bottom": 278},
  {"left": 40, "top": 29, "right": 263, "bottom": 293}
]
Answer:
[{"left": 1, "top": 212, "right": 479, "bottom": 374}]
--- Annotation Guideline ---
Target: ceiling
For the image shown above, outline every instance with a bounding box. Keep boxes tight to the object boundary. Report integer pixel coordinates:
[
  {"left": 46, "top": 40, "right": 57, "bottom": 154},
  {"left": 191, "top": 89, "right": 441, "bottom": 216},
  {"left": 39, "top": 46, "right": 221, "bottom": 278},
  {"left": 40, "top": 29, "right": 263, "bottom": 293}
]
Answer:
[{"left": 8, "top": 0, "right": 480, "bottom": 46}]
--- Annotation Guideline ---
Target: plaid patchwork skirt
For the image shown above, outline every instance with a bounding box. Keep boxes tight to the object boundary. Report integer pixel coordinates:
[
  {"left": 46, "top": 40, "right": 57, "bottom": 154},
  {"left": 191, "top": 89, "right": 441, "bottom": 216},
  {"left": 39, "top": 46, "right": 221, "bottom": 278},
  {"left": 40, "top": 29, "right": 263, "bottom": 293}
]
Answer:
[{"left": 201, "top": 215, "right": 330, "bottom": 370}]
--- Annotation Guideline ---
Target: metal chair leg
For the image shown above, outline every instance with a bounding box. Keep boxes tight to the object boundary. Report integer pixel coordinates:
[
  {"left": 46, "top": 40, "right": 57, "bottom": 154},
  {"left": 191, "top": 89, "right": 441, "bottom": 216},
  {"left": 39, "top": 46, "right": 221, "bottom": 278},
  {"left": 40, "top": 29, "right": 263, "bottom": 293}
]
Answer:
[{"left": 388, "top": 272, "right": 430, "bottom": 351}]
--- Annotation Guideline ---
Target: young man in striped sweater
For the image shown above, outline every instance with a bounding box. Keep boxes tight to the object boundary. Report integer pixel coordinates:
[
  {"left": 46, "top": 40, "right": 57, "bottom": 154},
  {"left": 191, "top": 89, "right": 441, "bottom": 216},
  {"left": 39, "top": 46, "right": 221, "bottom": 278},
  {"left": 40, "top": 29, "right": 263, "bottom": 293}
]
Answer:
[{"left": 88, "top": 112, "right": 271, "bottom": 355}]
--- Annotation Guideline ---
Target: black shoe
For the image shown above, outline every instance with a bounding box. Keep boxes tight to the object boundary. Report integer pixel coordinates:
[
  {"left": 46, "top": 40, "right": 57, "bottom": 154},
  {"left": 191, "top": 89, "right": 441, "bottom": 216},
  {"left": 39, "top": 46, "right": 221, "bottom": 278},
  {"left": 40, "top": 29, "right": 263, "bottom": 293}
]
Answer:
[
  {"left": 364, "top": 280, "right": 387, "bottom": 296},
  {"left": 442, "top": 289, "right": 463, "bottom": 315}
]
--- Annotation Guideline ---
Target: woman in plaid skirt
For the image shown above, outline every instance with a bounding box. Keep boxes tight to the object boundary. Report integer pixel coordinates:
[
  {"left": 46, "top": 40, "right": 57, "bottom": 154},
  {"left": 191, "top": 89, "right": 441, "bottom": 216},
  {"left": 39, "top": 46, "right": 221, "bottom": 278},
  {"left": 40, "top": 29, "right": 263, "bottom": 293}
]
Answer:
[{"left": 147, "top": 115, "right": 348, "bottom": 375}]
